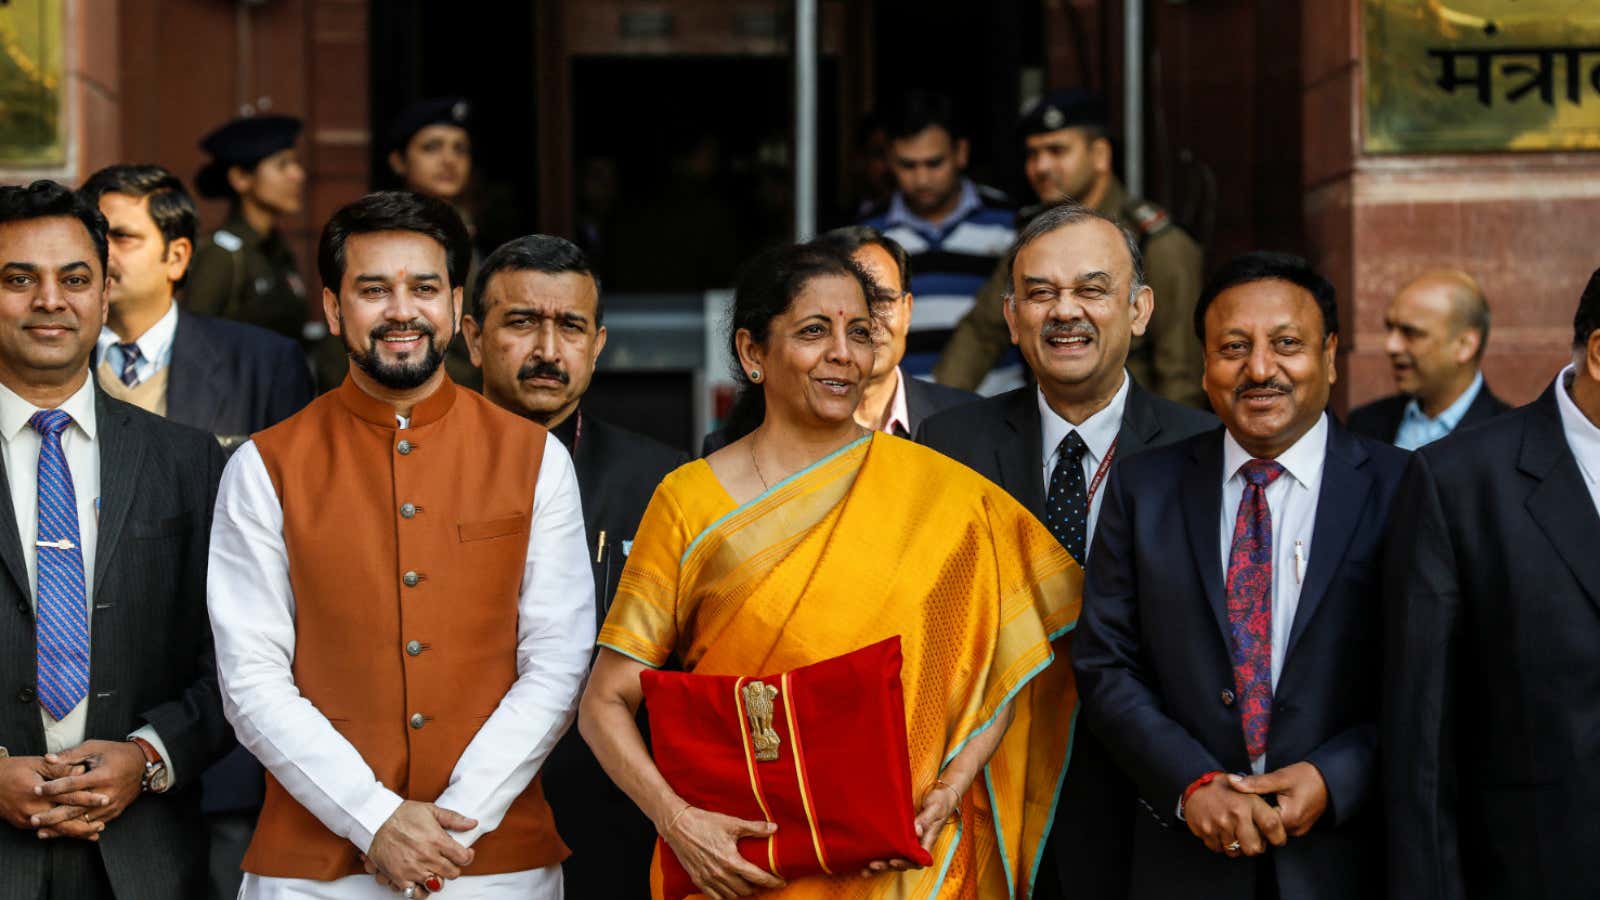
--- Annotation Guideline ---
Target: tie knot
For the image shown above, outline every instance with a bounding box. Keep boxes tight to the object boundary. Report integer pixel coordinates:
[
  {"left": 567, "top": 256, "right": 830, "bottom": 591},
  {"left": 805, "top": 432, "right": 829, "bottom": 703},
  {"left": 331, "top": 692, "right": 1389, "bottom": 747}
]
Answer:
[
  {"left": 28, "top": 409, "right": 72, "bottom": 437},
  {"left": 1058, "top": 431, "right": 1089, "bottom": 463},
  {"left": 1241, "top": 458, "right": 1285, "bottom": 488},
  {"left": 118, "top": 342, "right": 142, "bottom": 362}
]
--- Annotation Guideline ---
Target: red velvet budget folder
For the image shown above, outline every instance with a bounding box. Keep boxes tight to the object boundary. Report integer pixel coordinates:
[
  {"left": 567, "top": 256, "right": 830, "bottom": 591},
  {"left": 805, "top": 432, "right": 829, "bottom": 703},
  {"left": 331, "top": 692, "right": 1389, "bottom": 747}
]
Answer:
[{"left": 640, "top": 636, "right": 933, "bottom": 899}]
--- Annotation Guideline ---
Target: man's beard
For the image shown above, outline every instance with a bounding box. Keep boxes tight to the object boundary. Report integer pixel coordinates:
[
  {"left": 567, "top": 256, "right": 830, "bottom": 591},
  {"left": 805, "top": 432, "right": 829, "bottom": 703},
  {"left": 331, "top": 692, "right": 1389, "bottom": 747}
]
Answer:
[{"left": 347, "top": 317, "right": 448, "bottom": 390}]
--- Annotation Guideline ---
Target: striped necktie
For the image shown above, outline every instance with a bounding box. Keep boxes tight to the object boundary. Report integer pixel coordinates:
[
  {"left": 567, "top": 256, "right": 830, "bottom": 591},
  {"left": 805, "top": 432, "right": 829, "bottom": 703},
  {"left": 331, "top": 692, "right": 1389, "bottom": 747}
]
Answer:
[
  {"left": 117, "top": 342, "right": 143, "bottom": 387},
  {"left": 29, "top": 409, "right": 89, "bottom": 721}
]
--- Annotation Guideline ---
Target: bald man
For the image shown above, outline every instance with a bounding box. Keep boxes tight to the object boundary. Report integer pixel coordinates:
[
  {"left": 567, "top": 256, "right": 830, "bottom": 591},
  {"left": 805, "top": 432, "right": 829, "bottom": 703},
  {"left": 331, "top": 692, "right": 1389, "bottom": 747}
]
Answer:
[{"left": 1348, "top": 270, "right": 1510, "bottom": 449}]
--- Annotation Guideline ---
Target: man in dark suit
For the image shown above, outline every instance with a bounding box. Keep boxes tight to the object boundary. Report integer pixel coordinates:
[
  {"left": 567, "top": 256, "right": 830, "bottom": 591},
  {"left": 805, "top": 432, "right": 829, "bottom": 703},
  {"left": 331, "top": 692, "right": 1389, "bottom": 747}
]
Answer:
[
  {"left": 701, "top": 226, "right": 975, "bottom": 454},
  {"left": 464, "top": 233, "right": 684, "bottom": 898},
  {"left": 0, "top": 181, "right": 230, "bottom": 899},
  {"left": 1072, "top": 252, "right": 1408, "bottom": 900},
  {"left": 1346, "top": 269, "right": 1509, "bottom": 448},
  {"left": 917, "top": 202, "right": 1213, "bottom": 900},
  {"left": 1383, "top": 270, "right": 1600, "bottom": 900},
  {"left": 80, "top": 165, "right": 315, "bottom": 450},
  {"left": 79, "top": 164, "right": 314, "bottom": 900}
]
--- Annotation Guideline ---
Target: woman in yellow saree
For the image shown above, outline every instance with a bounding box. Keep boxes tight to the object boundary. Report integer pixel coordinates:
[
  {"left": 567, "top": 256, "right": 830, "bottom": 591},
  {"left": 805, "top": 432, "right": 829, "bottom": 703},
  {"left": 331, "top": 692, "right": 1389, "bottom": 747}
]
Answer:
[{"left": 579, "top": 240, "right": 1081, "bottom": 899}]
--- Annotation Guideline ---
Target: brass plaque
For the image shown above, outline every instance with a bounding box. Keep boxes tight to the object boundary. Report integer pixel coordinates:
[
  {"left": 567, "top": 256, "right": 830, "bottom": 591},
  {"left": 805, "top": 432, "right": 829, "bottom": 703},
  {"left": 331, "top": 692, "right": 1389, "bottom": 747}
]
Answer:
[
  {"left": 0, "top": 0, "right": 65, "bottom": 167},
  {"left": 1364, "top": 0, "right": 1600, "bottom": 153}
]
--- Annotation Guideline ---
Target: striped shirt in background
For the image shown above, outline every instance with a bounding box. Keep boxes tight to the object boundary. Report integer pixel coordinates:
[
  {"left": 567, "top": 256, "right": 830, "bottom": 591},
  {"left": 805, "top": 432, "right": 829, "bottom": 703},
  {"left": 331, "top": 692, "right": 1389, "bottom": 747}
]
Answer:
[{"left": 862, "top": 179, "right": 1015, "bottom": 376}]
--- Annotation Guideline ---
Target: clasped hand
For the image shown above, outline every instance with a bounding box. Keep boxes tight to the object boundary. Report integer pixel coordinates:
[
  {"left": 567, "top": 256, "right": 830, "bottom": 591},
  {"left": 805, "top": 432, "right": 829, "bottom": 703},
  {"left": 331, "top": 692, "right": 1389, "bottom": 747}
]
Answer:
[
  {"left": 1183, "top": 761, "right": 1328, "bottom": 858},
  {"left": 361, "top": 800, "right": 478, "bottom": 896},
  {"left": 0, "top": 740, "right": 146, "bottom": 841}
]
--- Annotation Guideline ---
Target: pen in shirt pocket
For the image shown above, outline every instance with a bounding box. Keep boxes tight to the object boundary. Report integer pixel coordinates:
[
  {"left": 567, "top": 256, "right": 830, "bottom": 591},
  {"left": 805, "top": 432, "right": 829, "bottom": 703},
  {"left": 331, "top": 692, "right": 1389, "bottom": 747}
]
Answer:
[{"left": 1294, "top": 539, "right": 1306, "bottom": 584}]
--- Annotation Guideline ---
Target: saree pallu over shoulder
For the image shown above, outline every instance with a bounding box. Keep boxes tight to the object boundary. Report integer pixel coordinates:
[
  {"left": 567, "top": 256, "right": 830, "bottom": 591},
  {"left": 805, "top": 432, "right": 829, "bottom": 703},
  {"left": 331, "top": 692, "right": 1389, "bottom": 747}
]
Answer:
[{"left": 598, "top": 434, "right": 1083, "bottom": 899}]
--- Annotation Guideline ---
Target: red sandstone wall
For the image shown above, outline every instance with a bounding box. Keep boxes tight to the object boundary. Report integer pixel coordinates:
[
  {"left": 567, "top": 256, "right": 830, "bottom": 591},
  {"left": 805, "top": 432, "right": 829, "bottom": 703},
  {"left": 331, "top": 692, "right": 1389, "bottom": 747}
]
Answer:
[{"left": 1303, "top": 0, "right": 1586, "bottom": 411}]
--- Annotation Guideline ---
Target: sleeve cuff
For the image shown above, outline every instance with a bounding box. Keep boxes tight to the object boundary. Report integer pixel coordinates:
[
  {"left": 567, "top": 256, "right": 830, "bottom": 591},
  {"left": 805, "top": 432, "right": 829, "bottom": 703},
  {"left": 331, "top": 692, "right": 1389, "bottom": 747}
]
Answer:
[
  {"left": 127, "top": 725, "right": 175, "bottom": 787},
  {"left": 348, "top": 789, "right": 407, "bottom": 854}
]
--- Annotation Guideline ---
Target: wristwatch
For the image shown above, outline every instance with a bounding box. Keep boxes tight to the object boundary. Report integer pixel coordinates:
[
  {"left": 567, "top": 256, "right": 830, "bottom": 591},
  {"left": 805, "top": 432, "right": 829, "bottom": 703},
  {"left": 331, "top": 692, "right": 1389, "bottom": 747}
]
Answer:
[{"left": 129, "top": 736, "right": 170, "bottom": 794}]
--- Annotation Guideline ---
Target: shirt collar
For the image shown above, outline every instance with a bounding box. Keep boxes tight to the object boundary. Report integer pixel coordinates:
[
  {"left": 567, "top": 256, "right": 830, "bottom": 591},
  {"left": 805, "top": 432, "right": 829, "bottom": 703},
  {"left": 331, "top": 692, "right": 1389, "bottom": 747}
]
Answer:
[
  {"left": 97, "top": 299, "right": 179, "bottom": 369},
  {"left": 1223, "top": 411, "right": 1329, "bottom": 490},
  {"left": 1556, "top": 365, "right": 1600, "bottom": 486},
  {"left": 885, "top": 179, "right": 981, "bottom": 235},
  {"left": 1401, "top": 370, "right": 1483, "bottom": 431},
  {"left": 0, "top": 374, "right": 99, "bottom": 443},
  {"left": 1038, "top": 370, "right": 1130, "bottom": 464},
  {"left": 883, "top": 368, "right": 912, "bottom": 437}
]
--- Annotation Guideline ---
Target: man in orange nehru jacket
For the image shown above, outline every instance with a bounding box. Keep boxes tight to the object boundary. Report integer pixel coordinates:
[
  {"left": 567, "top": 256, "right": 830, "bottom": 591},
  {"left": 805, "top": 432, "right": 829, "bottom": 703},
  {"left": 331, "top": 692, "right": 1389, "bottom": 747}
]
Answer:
[{"left": 205, "top": 192, "right": 594, "bottom": 899}]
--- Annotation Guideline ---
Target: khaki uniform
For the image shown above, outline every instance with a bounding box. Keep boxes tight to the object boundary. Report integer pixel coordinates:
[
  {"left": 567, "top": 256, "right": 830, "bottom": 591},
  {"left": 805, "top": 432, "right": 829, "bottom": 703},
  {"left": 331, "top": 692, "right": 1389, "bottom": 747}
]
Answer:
[
  {"left": 185, "top": 214, "right": 309, "bottom": 344},
  {"left": 932, "top": 178, "right": 1207, "bottom": 408}
]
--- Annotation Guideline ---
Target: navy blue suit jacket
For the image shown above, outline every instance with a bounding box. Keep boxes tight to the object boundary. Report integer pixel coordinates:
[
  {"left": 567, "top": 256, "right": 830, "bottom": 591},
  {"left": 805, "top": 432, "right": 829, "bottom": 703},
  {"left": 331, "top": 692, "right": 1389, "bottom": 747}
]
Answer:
[
  {"left": 1072, "top": 418, "right": 1407, "bottom": 900},
  {"left": 168, "top": 310, "right": 315, "bottom": 446}
]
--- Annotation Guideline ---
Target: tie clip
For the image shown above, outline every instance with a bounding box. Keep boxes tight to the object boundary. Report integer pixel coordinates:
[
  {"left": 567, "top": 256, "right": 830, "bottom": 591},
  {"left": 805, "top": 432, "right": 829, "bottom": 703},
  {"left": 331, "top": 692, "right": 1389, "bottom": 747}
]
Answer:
[{"left": 36, "top": 538, "right": 75, "bottom": 550}]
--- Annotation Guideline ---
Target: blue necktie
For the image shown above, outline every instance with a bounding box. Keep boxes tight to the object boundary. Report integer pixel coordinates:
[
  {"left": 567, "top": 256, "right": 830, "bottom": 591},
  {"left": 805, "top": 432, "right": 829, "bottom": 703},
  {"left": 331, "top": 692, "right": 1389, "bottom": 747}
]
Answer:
[
  {"left": 116, "top": 343, "right": 142, "bottom": 387},
  {"left": 30, "top": 409, "right": 88, "bottom": 721}
]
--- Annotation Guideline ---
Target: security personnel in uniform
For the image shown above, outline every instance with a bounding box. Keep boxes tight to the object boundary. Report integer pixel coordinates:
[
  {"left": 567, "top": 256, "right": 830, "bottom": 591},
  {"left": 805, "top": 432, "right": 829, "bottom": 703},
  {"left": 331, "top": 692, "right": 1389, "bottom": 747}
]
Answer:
[
  {"left": 386, "top": 96, "right": 483, "bottom": 390},
  {"left": 185, "top": 115, "right": 310, "bottom": 347},
  {"left": 934, "top": 90, "right": 1207, "bottom": 408}
]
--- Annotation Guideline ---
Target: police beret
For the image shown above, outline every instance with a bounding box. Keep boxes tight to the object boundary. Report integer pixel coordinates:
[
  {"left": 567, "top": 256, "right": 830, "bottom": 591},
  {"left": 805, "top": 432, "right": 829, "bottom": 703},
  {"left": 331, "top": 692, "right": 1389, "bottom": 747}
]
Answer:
[
  {"left": 195, "top": 115, "right": 302, "bottom": 199},
  {"left": 1017, "top": 89, "right": 1109, "bottom": 140},
  {"left": 386, "top": 97, "right": 471, "bottom": 153}
]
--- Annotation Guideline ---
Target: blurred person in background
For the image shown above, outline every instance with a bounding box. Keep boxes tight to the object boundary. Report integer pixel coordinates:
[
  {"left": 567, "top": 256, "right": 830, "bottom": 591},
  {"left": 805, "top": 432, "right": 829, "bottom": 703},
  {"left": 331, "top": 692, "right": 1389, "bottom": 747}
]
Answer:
[
  {"left": 185, "top": 115, "right": 310, "bottom": 348},
  {"left": 935, "top": 90, "right": 1206, "bottom": 408},
  {"left": 861, "top": 90, "right": 1015, "bottom": 377},
  {"left": 1346, "top": 269, "right": 1508, "bottom": 449}
]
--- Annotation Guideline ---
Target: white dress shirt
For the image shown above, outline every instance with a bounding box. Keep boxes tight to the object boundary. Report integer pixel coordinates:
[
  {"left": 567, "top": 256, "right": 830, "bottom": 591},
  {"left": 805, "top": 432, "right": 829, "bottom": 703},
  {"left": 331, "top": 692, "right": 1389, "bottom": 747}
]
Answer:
[
  {"left": 883, "top": 367, "right": 912, "bottom": 437},
  {"left": 1556, "top": 364, "right": 1600, "bottom": 516},
  {"left": 1219, "top": 414, "right": 1328, "bottom": 772},
  {"left": 96, "top": 299, "right": 178, "bottom": 384},
  {"left": 210, "top": 429, "right": 595, "bottom": 900},
  {"left": 0, "top": 377, "right": 167, "bottom": 761},
  {"left": 1038, "top": 371, "right": 1130, "bottom": 563}
]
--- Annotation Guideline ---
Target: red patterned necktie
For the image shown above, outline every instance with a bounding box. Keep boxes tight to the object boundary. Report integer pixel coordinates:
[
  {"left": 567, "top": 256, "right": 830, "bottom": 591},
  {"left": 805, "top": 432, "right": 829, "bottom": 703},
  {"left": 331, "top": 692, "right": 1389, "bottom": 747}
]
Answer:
[{"left": 1226, "top": 458, "right": 1284, "bottom": 761}]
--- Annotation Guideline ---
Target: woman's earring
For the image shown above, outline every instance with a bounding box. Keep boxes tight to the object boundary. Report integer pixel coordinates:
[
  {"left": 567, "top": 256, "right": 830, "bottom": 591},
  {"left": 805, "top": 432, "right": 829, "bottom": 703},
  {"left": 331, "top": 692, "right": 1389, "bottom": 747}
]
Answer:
[{"left": 749, "top": 369, "right": 763, "bottom": 383}]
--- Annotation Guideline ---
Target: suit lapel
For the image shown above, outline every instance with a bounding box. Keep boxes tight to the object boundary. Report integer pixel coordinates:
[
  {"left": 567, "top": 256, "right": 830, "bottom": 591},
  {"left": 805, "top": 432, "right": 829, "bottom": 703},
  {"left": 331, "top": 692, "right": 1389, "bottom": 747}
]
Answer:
[
  {"left": 0, "top": 444, "right": 30, "bottom": 599},
  {"left": 1181, "top": 433, "right": 1231, "bottom": 644},
  {"left": 999, "top": 389, "right": 1045, "bottom": 518},
  {"left": 1117, "top": 379, "right": 1163, "bottom": 455},
  {"left": 92, "top": 388, "right": 144, "bottom": 596},
  {"left": 570, "top": 413, "right": 603, "bottom": 544},
  {"left": 1521, "top": 388, "right": 1600, "bottom": 605},
  {"left": 1284, "top": 423, "right": 1372, "bottom": 660},
  {"left": 904, "top": 377, "right": 931, "bottom": 431},
  {"left": 166, "top": 312, "right": 225, "bottom": 431}
]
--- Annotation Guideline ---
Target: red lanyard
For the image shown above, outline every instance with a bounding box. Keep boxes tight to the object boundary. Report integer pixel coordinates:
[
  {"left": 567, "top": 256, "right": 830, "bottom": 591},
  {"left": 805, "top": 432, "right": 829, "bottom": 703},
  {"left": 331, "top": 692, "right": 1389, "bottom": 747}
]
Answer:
[{"left": 1085, "top": 436, "right": 1120, "bottom": 506}]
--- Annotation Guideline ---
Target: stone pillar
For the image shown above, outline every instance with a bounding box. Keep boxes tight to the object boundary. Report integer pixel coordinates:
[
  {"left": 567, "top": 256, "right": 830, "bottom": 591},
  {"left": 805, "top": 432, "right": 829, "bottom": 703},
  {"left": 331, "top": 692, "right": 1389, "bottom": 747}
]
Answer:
[{"left": 1301, "top": 0, "right": 1587, "bottom": 412}]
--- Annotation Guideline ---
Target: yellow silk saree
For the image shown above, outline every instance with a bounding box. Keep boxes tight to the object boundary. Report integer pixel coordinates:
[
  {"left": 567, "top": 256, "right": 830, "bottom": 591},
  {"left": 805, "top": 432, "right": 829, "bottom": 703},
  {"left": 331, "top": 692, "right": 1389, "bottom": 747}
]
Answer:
[{"left": 598, "top": 433, "right": 1082, "bottom": 899}]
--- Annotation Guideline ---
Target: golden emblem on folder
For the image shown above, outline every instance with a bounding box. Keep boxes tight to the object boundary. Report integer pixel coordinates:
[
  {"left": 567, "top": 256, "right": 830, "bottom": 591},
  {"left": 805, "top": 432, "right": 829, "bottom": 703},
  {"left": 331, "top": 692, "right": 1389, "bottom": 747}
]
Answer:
[{"left": 742, "top": 680, "right": 781, "bottom": 762}]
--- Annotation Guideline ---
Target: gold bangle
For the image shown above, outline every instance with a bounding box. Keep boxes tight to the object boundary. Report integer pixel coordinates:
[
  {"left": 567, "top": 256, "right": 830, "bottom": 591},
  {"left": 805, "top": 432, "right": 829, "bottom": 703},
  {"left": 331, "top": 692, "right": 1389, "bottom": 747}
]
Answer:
[
  {"left": 664, "top": 803, "right": 692, "bottom": 834},
  {"left": 933, "top": 779, "right": 961, "bottom": 823}
]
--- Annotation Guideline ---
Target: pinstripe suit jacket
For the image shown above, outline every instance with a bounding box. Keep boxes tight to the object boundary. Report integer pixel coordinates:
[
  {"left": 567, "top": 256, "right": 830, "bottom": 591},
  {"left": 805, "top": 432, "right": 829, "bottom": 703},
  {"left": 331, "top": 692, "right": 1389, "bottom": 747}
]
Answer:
[{"left": 0, "top": 386, "right": 230, "bottom": 899}]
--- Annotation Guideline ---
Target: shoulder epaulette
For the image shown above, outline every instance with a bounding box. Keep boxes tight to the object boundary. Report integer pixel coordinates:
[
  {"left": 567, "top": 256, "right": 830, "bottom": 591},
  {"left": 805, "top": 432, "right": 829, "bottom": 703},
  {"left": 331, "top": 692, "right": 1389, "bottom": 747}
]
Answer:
[
  {"left": 1127, "top": 200, "right": 1173, "bottom": 238},
  {"left": 212, "top": 230, "right": 243, "bottom": 252}
]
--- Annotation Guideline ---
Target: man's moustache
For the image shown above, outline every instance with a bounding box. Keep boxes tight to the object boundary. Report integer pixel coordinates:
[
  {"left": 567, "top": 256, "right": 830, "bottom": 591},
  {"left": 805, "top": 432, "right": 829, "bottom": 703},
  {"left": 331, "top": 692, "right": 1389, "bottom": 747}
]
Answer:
[
  {"left": 1235, "top": 380, "right": 1293, "bottom": 396},
  {"left": 518, "top": 363, "right": 569, "bottom": 384}
]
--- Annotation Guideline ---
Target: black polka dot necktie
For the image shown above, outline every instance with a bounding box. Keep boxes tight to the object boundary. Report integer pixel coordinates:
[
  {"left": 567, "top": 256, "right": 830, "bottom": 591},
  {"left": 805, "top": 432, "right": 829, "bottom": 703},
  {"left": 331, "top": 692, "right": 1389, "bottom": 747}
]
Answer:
[{"left": 1045, "top": 431, "right": 1091, "bottom": 563}]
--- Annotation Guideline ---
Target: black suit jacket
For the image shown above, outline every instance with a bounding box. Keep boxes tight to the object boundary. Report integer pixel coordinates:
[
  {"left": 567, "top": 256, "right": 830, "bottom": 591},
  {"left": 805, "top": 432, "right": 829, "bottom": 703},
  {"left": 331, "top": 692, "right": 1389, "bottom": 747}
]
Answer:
[
  {"left": 1072, "top": 420, "right": 1408, "bottom": 900},
  {"left": 168, "top": 310, "right": 315, "bottom": 446},
  {"left": 0, "top": 388, "right": 230, "bottom": 900},
  {"left": 915, "top": 379, "right": 1215, "bottom": 900},
  {"left": 699, "top": 371, "right": 977, "bottom": 455},
  {"left": 1383, "top": 384, "right": 1600, "bottom": 900},
  {"left": 544, "top": 412, "right": 686, "bottom": 899},
  {"left": 1345, "top": 380, "right": 1510, "bottom": 445}
]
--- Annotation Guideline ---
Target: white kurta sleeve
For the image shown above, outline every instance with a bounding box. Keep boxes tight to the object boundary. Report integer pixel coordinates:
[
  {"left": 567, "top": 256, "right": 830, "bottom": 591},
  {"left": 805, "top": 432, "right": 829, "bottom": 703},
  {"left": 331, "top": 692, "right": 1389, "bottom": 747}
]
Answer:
[
  {"left": 207, "top": 441, "right": 405, "bottom": 853},
  {"left": 433, "top": 433, "right": 596, "bottom": 846}
]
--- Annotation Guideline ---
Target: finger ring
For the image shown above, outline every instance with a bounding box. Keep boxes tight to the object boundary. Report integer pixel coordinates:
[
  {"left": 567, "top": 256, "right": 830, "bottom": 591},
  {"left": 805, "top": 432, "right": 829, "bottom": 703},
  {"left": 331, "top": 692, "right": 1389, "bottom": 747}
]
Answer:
[
  {"left": 81, "top": 813, "right": 91, "bottom": 823},
  {"left": 403, "top": 888, "right": 417, "bottom": 899},
  {"left": 1225, "top": 841, "right": 1241, "bottom": 853},
  {"left": 424, "top": 875, "right": 444, "bottom": 893}
]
